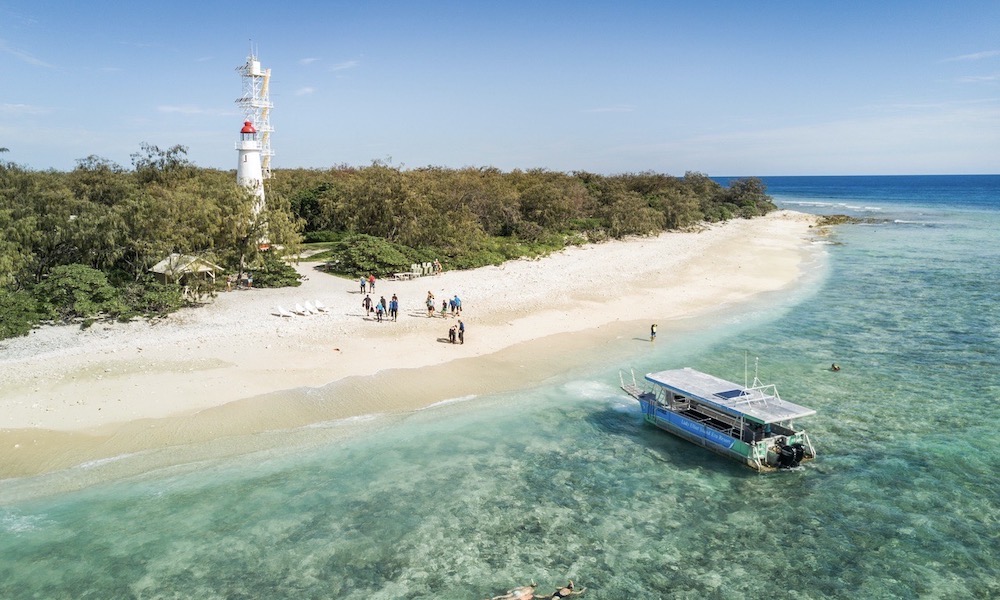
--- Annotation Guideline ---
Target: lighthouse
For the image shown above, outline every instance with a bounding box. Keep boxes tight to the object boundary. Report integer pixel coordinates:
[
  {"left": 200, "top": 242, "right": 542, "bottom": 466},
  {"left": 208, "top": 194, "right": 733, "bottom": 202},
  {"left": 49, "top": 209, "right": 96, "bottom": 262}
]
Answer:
[
  {"left": 236, "top": 48, "right": 273, "bottom": 178},
  {"left": 236, "top": 120, "right": 265, "bottom": 216}
]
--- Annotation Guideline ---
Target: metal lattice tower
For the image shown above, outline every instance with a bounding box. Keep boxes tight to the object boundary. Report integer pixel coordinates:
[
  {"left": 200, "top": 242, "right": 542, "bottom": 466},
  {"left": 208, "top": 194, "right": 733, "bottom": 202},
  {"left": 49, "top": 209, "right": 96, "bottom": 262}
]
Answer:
[{"left": 236, "top": 47, "right": 273, "bottom": 178}]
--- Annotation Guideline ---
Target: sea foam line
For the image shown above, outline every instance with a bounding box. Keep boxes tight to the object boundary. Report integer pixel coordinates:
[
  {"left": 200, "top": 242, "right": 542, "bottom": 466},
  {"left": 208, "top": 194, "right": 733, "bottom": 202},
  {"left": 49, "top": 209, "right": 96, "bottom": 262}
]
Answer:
[
  {"left": 77, "top": 452, "right": 143, "bottom": 470},
  {"left": 421, "top": 395, "right": 478, "bottom": 410},
  {"left": 300, "top": 413, "right": 384, "bottom": 429}
]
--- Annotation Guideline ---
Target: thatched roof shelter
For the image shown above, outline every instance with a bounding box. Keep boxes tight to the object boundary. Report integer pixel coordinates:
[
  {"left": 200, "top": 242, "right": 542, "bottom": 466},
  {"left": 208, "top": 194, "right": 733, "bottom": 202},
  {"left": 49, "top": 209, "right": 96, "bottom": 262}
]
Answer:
[{"left": 149, "top": 253, "right": 223, "bottom": 284}]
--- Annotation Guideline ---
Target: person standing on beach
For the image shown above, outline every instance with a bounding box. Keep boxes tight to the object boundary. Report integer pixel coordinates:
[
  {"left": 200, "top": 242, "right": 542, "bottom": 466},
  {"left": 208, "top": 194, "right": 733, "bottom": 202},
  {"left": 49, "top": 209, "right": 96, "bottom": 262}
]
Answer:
[
  {"left": 650, "top": 323, "right": 657, "bottom": 342},
  {"left": 379, "top": 295, "right": 387, "bottom": 315},
  {"left": 359, "top": 276, "right": 366, "bottom": 294},
  {"left": 441, "top": 298, "right": 448, "bottom": 316},
  {"left": 433, "top": 258, "right": 442, "bottom": 275},
  {"left": 453, "top": 295, "right": 462, "bottom": 316},
  {"left": 448, "top": 324, "right": 457, "bottom": 343},
  {"left": 368, "top": 274, "right": 376, "bottom": 293},
  {"left": 426, "top": 291, "right": 435, "bottom": 317},
  {"left": 389, "top": 294, "right": 398, "bottom": 321},
  {"left": 363, "top": 294, "right": 373, "bottom": 315},
  {"left": 458, "top": 319, "right": 465, "bottom": 344},
  {"left": 375, "top": 302, "right": 384, "bottom": 322}
]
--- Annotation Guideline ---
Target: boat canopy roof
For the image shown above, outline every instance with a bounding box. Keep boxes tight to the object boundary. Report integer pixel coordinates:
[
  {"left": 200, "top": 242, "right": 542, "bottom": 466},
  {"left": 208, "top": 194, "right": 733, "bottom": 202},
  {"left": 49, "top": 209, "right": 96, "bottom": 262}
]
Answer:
[{"left": 644, "top": 367, "right": 816, "bottom": 424}]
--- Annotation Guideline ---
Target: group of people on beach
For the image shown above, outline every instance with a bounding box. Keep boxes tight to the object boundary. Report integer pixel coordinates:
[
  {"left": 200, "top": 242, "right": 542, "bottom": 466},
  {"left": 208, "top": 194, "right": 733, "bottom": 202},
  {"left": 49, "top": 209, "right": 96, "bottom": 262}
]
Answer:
[
  {"left": 362, "top": 293, "right": 398, "bottom": 322},
  {"left": 426, "top": 291, "right": 462, "bottom": 317},
  {"left": 354, "top": 285, "right": 467, "bottom": 342},
  {"left": 353, "top": 276, "right": 470, "bottom": 343},
  {"left": 425, "top": 290, "right": 465, "bottom": 344}
]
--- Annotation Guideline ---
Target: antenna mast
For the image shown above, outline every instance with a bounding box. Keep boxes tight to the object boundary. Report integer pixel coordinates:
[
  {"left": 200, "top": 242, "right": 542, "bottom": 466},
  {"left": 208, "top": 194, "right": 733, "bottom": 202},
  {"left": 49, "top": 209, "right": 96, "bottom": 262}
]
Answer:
[{"left": 236, "top": 44, "right": 273, "bottom": 178}]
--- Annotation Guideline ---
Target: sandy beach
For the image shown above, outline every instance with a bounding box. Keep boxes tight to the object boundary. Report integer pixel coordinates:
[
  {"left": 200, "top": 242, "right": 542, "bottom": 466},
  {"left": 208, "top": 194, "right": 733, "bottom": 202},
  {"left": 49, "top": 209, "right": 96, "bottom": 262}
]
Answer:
[{"left": 0, "top": 210, "right": 821, "bottom": 477}]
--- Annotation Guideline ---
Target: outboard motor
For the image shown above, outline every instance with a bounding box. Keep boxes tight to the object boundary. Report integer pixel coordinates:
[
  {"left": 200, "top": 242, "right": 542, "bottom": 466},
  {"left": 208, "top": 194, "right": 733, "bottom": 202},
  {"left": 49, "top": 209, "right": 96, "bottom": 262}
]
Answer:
[
  {"left": 776, "top": 443, "right": 797, "bottom": 468},
  {"left": 791, "top": 443, "right": 806, "bottom": 464},
  {"left": 775, "top": 441, "right": 807, "bottom": 468}
]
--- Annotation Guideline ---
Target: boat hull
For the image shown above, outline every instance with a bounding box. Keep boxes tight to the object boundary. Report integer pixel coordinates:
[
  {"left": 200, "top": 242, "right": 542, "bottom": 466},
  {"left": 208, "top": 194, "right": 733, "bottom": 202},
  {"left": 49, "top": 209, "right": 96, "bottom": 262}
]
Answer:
[
  {"left": 637, "top": 397, "right": 813, "bottom": 472},
  {"left": 640, "top": 398, "right": 760, "bottom": 468}
]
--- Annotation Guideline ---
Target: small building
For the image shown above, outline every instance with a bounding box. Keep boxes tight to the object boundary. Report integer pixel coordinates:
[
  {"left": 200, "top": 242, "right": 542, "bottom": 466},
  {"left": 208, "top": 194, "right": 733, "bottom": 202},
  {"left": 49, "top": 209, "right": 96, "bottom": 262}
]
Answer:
[{"left": 149, "top": 253, "right": 223, "bottom": 285}]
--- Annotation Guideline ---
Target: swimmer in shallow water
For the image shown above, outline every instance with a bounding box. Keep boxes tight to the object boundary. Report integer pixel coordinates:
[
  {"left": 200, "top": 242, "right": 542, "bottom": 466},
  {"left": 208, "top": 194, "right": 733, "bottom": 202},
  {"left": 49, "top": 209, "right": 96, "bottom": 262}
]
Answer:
[
  {"left": 488, "top": 582, "right": 536, "bottom": 600},
  {"left": 536, "top": 580, "right": 585, "bottom": 598},
  {"left": 831, "top": 363, "right": 841, "bottom": 372}
]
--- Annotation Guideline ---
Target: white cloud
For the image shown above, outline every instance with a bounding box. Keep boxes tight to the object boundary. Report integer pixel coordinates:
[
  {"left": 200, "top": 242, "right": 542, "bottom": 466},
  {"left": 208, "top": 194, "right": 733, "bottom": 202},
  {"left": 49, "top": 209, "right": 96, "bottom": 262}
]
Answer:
[
  {"left": 295, "top": 87, "right": 316, "bottom": 96},
  {"left": 0, "top": 103, "right": 50, "bottom": 115},
  {"left": 299, "top": 57, "right": 319, "bottom": 65},
  {"left": 330, "top": 60, "right": 359, "bottom": 72},
  {"left": 0, "top": 39, "right": 55, "bottom": 68},
  {"left": 942, "top": 50, "right": 1000, "bottom": 62},
  {"left": 957, "top": 73, "right": 1000, "bottom": 83}
]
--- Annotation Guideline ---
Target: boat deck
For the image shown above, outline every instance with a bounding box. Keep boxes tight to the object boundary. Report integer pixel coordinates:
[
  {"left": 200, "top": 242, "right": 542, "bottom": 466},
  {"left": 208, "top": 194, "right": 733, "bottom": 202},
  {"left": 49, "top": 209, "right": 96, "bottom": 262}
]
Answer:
[{"left": 644, "top": 368, "right": 815, "bottom": 424}]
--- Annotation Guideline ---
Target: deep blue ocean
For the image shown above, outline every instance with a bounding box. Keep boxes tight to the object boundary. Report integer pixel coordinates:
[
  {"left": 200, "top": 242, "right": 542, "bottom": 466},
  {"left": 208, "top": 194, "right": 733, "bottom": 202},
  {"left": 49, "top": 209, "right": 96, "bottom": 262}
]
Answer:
[{"left": 2, "top": 175, "right": 999, "bottom": 599}]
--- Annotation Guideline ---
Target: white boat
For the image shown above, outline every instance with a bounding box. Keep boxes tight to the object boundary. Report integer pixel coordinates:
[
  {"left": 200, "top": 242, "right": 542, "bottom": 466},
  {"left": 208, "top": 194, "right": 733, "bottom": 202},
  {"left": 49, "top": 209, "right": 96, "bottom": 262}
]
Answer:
[{"left": 621, "top": 366, "right": 817, "bottom": 471}]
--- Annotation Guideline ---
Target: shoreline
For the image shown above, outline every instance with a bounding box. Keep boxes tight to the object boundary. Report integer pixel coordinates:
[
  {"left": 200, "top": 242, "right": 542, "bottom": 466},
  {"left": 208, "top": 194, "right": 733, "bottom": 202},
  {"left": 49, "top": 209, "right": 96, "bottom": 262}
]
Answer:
[{"left": 0, "top": 211, "right": 823, "bottom": 478}]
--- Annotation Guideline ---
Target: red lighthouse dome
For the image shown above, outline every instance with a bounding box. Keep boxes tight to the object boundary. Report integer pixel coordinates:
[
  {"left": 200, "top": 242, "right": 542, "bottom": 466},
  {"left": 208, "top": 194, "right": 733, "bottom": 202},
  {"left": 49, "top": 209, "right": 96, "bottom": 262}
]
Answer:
[{"left": 240, "top": 121, "right": 256, "bottom": 134}]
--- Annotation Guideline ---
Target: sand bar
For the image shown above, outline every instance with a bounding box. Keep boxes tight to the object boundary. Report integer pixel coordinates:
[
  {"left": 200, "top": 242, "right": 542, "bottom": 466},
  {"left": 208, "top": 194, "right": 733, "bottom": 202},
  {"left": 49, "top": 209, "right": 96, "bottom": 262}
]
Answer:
[{"left": 0, "top": 211, "right": 821, "bottom": 478}]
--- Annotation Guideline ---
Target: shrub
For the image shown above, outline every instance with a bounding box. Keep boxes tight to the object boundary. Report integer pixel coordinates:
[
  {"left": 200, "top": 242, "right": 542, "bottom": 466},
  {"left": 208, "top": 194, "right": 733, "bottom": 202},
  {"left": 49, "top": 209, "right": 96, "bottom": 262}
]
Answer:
[
  {"left": 34, "top": 264, "right": 119, "bottom": 322},
  {"left": 114, "top": 279, "right": 185, "bottom": 319},
  {"left": 323, "top": 234, "right": 416, "bottom": 278},
  {"left": 0, "top": 289, "right": 43, "bottom": 338},
  {"left": 303, "top": 230, "right": 343, "bottom": 243},
  {"left": 250, "top": 252, "right": 303, "bottom": 288}
]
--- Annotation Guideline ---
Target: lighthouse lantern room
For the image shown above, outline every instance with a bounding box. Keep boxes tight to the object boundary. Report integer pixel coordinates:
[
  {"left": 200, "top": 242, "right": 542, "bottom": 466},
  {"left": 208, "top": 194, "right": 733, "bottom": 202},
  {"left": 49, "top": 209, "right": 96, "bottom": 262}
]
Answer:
[{"left": 236, "top": 120, "right": 265, "bottom": 216}]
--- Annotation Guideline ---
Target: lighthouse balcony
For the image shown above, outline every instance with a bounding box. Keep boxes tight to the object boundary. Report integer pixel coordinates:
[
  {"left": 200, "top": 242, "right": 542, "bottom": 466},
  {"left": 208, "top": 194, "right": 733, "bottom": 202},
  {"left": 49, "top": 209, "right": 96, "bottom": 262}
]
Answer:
[{"left": 236, "top": 140, "right": 261, "bottom": 150}]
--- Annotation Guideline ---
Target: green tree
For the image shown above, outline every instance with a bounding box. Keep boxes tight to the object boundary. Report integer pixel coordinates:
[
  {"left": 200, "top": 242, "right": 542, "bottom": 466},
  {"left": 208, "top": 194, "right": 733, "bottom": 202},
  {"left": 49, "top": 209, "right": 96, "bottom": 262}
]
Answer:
[
  {"left": 0, "top": 289, "right": 41, "bottom": 338},
  {"left": 35, "top": 263, "right": 119, "bottom": 322},
  {"left": 600, "top": 189, "right": 665, "bottom": 237},
  {"left": 722, "top": 177, "right": 776, "bottom": 217}
]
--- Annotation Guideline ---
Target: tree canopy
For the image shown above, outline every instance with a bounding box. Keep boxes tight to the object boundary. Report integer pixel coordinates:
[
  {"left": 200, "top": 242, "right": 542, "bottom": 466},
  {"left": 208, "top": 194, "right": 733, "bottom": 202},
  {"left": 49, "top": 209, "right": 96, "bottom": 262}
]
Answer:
[{"left": 0, "top": 148, "right": 776, "bottom": 339}]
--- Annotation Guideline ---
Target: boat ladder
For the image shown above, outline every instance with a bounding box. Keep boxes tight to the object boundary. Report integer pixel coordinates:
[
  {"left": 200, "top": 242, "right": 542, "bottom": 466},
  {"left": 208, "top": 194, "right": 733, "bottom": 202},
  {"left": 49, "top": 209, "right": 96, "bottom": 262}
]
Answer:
[{"left": 619, "top": 369, "right": 644, "bottom": 399}]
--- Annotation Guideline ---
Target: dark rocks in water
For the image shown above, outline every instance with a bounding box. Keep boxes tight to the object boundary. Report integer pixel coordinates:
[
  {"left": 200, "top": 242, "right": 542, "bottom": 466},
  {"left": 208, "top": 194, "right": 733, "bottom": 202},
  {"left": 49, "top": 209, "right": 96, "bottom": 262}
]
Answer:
[{"left": 815, "top": 214, "right": 888, "bottom": 226}]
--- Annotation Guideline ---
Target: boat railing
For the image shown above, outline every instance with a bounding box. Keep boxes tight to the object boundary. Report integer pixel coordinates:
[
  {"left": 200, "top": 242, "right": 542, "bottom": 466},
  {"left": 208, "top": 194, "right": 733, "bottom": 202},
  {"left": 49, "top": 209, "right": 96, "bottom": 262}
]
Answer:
[
  {"left": 730, "top": 382, "right": 781, "bottom": 409},
  {"left": 620, "top": 368, "right": 650, "bottom": 402},
  {"left": 619, "top": 368, "right": 638, "bottom": 390},
  {"left": 800, "top": 432, "right": 817, "bottom": 458}
]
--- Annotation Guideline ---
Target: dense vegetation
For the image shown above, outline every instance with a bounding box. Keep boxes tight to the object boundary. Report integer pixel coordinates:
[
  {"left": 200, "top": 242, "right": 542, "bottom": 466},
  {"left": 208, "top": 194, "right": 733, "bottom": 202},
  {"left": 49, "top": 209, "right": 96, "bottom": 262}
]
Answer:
[{"left": 0, "top": 146, "right": 775, "bottom": 339}]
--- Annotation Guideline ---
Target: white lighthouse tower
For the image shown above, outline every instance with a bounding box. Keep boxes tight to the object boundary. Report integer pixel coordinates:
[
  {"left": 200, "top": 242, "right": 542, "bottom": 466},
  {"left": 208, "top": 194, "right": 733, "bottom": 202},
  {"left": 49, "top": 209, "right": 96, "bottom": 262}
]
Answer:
[
  {"left": 235, "top": 47, "right": 272, "bottom": 238},
  {"left": 236, "top": 48, "right": 273, "bottom": 179},
  {"left": 236, "top": 120, "right": 265, "bottom": 216}
]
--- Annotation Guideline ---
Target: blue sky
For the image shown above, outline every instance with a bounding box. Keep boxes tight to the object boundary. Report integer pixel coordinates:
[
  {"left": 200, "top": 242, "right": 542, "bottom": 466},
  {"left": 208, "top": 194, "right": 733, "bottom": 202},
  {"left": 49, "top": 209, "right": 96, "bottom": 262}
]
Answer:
[{"left": 2, "top": 1, "right": 998, "bottom": 175}]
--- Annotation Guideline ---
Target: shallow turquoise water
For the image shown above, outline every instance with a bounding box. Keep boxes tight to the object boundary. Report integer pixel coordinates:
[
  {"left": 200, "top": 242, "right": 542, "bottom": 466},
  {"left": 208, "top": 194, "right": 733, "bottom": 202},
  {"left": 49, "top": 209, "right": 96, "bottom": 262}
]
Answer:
[{"left": 2, "top": 176, "right": 999, "bottom": 599}]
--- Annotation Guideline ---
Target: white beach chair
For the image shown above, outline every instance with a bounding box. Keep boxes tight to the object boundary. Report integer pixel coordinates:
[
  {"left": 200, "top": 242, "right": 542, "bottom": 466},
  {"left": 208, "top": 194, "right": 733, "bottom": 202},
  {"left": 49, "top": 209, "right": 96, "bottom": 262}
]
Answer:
[
  {"left": 314, "top": 299, "right": 329, "bottom": 312},
  {"left": 292, "top": 303, "right": 309, "bottom": 316},
  {"left": 274, "top": 306, "right": 293, "bottom": 318},
  {"left": 304, "top": 301, "right": 320, "bottom": 315}
]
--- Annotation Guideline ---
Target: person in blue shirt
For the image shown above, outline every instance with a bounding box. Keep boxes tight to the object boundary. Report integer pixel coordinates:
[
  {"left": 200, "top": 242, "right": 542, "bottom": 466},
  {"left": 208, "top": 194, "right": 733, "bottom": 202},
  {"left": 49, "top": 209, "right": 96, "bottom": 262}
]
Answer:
[{"left": 389, "top": 294, "right": 399, "bottom": 321}]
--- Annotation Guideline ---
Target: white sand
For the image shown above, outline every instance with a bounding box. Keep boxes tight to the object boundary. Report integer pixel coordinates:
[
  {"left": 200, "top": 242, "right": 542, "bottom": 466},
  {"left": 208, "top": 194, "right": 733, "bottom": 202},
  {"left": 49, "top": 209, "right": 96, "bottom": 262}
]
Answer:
[{"left": 0, "top": 211, "right": 821, "bottom": 475}]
